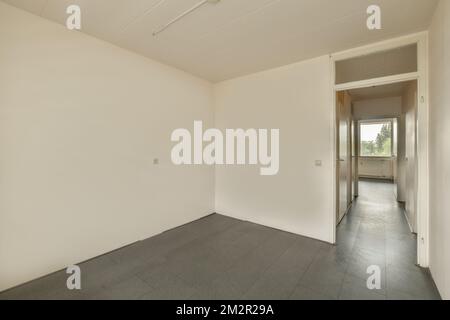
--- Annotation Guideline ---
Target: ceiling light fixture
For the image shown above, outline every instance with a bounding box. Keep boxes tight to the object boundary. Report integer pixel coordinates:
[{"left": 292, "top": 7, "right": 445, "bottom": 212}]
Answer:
[{"left": 152, "top": 0, "right": 221, "bottom": 36}]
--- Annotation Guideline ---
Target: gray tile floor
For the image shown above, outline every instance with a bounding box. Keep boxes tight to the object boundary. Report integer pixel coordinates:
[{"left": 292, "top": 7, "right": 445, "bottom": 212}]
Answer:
[{"left": 0, "top": 179, "right": 441, "bottom": 300}]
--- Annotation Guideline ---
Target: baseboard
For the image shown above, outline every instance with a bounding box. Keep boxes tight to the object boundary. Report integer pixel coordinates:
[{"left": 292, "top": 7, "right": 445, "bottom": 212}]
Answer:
[
  {"left": 402, "top": 208, "right": 416, "bottom": 234},
  {"left": 359, "top": 175, "right": 394, "bottom": 181},
  {"left": 215, "top": 211, "right": 332, "bottom": 244},
  {"left": 337, "top": 202, "right": 353, "bottom": 226}
]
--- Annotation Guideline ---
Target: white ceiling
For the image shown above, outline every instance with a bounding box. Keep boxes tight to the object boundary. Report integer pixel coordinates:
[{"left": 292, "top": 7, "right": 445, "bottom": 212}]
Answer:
[
  {"left": 348, "top": 81, "right": 414, "bottom": 101},
  {"left": 1, "top": 0, "right": 438, "bottom": 82}
]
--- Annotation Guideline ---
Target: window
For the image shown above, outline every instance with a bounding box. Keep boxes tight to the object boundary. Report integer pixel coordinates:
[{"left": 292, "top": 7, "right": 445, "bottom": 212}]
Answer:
[{"left": 359, "top": 120, "right": 393, "bottom": 157}]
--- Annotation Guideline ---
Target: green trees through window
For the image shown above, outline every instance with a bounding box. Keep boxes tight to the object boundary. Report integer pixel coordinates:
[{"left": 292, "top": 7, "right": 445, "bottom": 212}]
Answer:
[{"left": 360, "top": 121, "right": 392, "bottom": 157}]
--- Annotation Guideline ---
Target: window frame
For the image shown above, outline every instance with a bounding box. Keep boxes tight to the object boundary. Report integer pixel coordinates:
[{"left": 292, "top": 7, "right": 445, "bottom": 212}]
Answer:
[{"left": 358, "top": 119, "right": 394, "bottom": 158}]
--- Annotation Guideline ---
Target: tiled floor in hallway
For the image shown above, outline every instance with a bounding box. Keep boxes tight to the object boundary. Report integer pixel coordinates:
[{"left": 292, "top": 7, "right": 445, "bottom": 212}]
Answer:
[
  {"left": 0, "top": 179, "right": 441, "bottom": 300},
  {"left": 332, "top": 179, "right": 440, "bottom": 300}
]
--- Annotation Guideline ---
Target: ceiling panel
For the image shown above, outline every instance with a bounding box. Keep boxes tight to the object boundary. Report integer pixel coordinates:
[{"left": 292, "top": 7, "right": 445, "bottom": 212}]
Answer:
[
  {"left": 2, "top": 0, "right": 47, "bottom": 15},
  {"left": 41, "top": 0, "right": 164, "bottom": 43},
  {"left": 0, "top": 0, "right": 439, "bottom": 82},
  {"left": 348, "top": 81, "right": 412, "bottom": 101},
  {"left": 115, "top": 0, "right": 277, "bottom": 60}
]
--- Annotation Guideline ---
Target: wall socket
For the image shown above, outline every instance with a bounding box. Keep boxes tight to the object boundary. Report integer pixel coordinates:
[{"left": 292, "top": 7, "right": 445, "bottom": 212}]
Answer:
[{"left": 315, "top": 160, "right": 322, "bottom": 167}]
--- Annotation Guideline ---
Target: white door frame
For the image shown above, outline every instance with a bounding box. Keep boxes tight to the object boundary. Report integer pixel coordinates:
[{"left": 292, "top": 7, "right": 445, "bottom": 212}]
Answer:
[{"left": 329, "top": 32, "right": 429, "bottom": 268}]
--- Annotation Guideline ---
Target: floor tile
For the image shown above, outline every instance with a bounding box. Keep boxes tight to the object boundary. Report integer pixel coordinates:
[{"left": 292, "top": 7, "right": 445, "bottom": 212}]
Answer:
[
  {"left": 339, "top": 274, "right": 386, "bottom": 300},
  {"left": 0, "top": 180, "right": 441, "bottom": 300},
  {"left": 289, "top": 285, "right": 336, "bottom": 300},
  {"left": 92, "top": 276, "right": 153, "bottom": 300}
]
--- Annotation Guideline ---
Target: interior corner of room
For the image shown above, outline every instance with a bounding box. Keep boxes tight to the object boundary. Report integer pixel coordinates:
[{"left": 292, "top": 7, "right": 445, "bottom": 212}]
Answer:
[{"left": 0, "top": 0, "right": 449, "bottom": 301}]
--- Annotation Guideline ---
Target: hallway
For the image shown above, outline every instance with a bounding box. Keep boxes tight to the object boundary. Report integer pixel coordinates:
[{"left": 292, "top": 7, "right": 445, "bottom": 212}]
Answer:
[{"left": 336, "top": 179, "right": 440, "bottom": 299}]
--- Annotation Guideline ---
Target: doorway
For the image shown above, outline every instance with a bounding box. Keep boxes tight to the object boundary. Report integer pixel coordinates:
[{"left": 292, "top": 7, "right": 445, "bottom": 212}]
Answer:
[
  {"left": 334, "top": 81, "right": 422, "bottom": 298},
  {"left": 331, "top": 33, "right": 429, "bottom": 268},
  {"left": 336, "top": 81, "right": 419, "bottom": 230}
]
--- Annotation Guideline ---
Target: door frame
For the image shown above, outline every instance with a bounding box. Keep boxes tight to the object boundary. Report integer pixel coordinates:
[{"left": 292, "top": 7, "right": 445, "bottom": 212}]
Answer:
[
  {"left": 329, "top": 32, "right": 429, "bottom": 268},
  {"left": 336, "top": 91, "right": 353, "bottom": 226}
]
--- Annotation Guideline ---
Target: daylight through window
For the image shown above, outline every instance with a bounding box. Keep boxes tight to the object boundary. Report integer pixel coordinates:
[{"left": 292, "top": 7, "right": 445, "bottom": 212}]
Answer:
[{"left": 359, "top": 120, "right": 393, "bottom": 157}]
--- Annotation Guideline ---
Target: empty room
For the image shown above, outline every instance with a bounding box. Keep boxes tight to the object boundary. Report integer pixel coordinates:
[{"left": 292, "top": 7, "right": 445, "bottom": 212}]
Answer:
[{"left": 1, "top": 0, "right": 449, "bottom": 307}]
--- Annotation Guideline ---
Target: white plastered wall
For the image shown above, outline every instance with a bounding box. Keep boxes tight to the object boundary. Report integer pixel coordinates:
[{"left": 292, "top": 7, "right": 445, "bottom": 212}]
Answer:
[
  {"left": 402, "top": 82, "right": 418, "bottom": 232},
  {"left": 214, "top": 56, "right": 334, "bottom": 243},
  {"left": 428, "top": 0, "right": 450, "bottom": 300},
  {"left": 0, "top": 3, "right": 214, "bottom": 291}
]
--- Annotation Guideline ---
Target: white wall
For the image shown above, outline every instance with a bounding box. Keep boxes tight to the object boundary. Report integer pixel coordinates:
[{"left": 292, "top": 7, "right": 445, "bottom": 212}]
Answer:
[
  {"left": 214, "top": 56, "right": 334, "bottom": 243},
  {"left": 428, "top": 0, "right": 450, "bottom": 300},
  {"left": 335, "top": 44, "right": 417, "bottom": 84},
  {"left": 402, "top": 82, "right": 418, "bottom": 232},
  {"left": 352, "top": 97, "right": 402, "bottom": 120},
  {"left": 396, "top": 113, "right": 407, "bottom": 201},
  {"left": 358, "top": 158, "right": 394, "bottom": 179},
  {"left": 0, "top": 3, "right": 214, "bottom": 291},
  {"left": 337, "top": 91, "right": 353, "bottom": 220}
]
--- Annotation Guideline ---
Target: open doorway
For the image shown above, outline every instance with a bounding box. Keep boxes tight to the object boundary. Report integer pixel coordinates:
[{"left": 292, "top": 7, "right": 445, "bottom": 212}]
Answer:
[
  {"left": 330, "top": 34, "right": 431, "bottom": 272},
  {"left": 336, "top": 80, "right": 419, "bottom": 229},
  {"left": 335, "top": 80, "right": 420, "bottom": 277}
]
